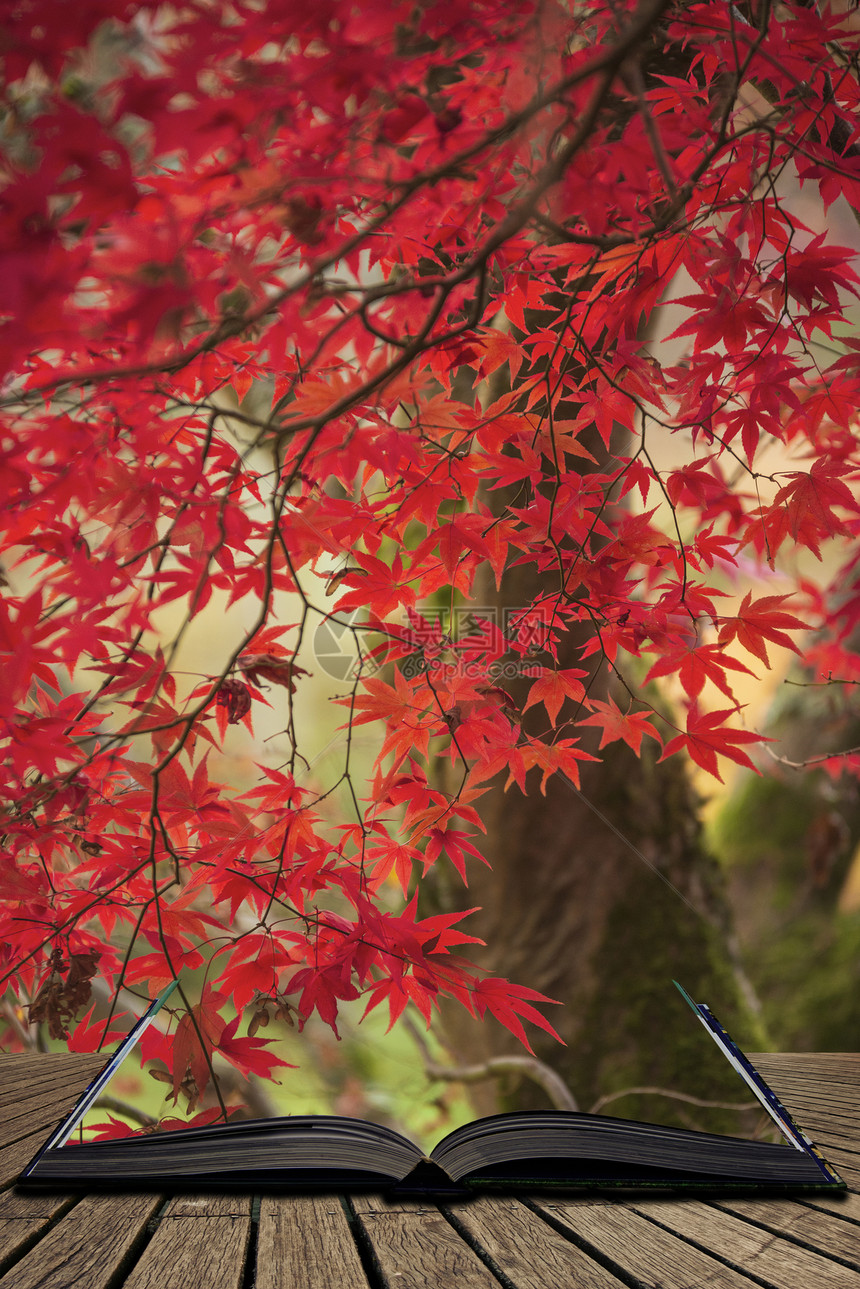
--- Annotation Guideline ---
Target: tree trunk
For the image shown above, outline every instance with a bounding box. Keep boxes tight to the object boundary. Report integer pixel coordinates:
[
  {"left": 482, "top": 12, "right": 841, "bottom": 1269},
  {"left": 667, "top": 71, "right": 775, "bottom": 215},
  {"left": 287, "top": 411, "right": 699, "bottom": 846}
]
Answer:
[
  {"left": 437, "top": 738, "right": 763, "bottom": 1125},
  {"left": 429, "top": 525, "right": 765, "bottom": 1131}
]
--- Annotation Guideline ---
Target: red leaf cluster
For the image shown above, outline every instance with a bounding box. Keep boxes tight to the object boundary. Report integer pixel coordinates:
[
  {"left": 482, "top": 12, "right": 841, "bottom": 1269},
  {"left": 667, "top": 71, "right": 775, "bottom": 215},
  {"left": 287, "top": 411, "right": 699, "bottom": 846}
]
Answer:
[{"left": 1, "top": 0, "right": 860, "bottom": 1090}]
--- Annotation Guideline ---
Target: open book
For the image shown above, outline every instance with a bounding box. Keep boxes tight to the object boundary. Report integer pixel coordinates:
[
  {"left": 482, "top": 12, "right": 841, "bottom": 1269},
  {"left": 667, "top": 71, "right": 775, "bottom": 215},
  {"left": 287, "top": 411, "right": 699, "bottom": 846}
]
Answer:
[{"left": 20, "top": 982, "right": 846, "bottom": 1194}]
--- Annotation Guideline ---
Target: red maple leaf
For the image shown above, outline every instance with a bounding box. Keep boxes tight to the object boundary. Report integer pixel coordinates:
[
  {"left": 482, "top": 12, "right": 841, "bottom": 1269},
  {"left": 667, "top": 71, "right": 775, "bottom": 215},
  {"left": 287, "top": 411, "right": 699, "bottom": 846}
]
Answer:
[
  {"left": 717, "top": 593, "right": 808, "bottom": 666},
  {"left": 470, "top": 977, "right": 565, "bottom": 1056},
  {"left": 580, "top": 697, "right": 662, "bottom": 755},
  {"left": 216, "top": 1014, "right": 294, "bottom": 1082},
  {"left": 661, "top": 705, "right": 767, "bottom": 783},
  {"left": 646, "top": 641, "right": 757, "bottom": 701},
  {"left": 772, "top": 458, "right": 856, "bottom": 558},
  {"left": 522, "top": 667, "right": 589, "bottom": 724}
]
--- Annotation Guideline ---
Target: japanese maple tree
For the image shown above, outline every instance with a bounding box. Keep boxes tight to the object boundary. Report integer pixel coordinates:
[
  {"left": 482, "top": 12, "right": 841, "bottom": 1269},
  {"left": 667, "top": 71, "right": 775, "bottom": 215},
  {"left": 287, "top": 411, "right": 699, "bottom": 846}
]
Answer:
[{"left": 2, "top": 0, "right": 860, "bottom": 1115}]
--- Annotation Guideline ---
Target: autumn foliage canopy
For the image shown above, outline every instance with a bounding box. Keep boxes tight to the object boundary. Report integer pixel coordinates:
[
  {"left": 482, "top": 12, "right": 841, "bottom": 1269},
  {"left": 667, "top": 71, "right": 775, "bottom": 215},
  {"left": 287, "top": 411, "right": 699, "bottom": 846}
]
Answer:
[{"left": 2, "top": 0, "right": 860, "bottom": 1113}]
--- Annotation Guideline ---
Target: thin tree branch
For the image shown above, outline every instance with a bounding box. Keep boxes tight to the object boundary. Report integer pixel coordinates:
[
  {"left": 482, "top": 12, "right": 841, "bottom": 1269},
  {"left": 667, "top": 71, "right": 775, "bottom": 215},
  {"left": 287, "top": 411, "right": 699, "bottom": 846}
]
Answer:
[
  {"left": 588, "top": 1086, "right": 759, "bottom": 1115},
  {"left": 404, "top": 1015, "right": 579, "bottom": 1111}
]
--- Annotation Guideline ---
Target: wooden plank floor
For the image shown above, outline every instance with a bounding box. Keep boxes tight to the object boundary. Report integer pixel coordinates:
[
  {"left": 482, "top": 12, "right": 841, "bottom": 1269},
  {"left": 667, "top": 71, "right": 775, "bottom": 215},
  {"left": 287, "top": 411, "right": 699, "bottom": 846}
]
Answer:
[{"left": 0, "top": 1052, "right": 856, "bottom": 1288}]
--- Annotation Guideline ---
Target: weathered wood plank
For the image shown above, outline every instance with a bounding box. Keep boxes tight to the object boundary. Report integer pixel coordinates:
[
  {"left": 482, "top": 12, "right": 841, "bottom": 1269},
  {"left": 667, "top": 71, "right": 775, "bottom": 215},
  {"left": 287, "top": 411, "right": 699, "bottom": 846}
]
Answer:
[
  {"left": 352, "top": 1194, "right": 437, "bottom": 1214},
  {"left": 0, "top": 1219, "right": 54, "bottom": 1276},
  {"left": 0, "top": 1128, "right": 60, "bottom": 1189},
  {"left": 1, "top": 1107, "right": 70, "bottom": 1151},
  {"left": 0, "top": 1085, "right": 90, "bottom": 1125},
  {"left": 121, "top": 1196, "right": 251, "bottom": 1289},
  {"left": 0, "top": 1189, "right": 75, "bottom": 1220},
  {"left": 756, "top": 1096, "right": 857, "bottom": 1124},
  {"left": 784, "top": 1097, "right": 860, "bottom": 1122},
  {"left": 534, "top": 1200, "right": 763, "bottom": 1287},
  {"left": 777, "top": 1109, "right": 858, "bottom": 1142},
  {"left": 0, "top": 1192, "right": 161, "bottom": 1289},
  {"left": 0, "top": 1062, "right": 102, "bottom": 1099},
  {"left": 782, "top": 1111, "right": 855, "bottom": 1132},
  {"left": 777, "top": 1131, "right": 860, "bottom": 1166},
  {"left": 0, "top": 1189, "right": 79, "bottom": 1279},
  {"left": 630, "top": 1197, "right": 860, "bottom": 1288},
  {"left": 764, "top": 1074, "right": 859, "bottom": 1098},
  {"left": 2, "top": 1109, "right": 73, "bottom": 1152},
  {"left": 0, "top": 1055, "right": 104, "bottom": 1086},
  {"left": 445, "top": 1196, "right": 629, "bottom": 1288},
  {"left": 790, "top": 1092, "right": 859, "bottom": 1111},
  {"left": 0, "top": 1055, "right": 106, "bottom": 1074},
  {"left": 765, "top": 1113, "right": 859, "bottom": 1148},
  {"left": 0, "top": 1054, "right": 107, "bottom": 1066},
  {"left": 751, "top": 1078, "right": 858, "bottom": 1107},
  {"left": 810, "top": 1151, "right": 860, "bottom": 1188},
  {"left": 751, "top": 1053, "right": 858, "bottom": 1070},
  {"left": 256, "top": 1195, "right": 370, "bottom": 1289},
  {"left": 751, "top": 1053, "right": 857, "bottom": 1066},
  {"left": 351, "top": 1193, "right": 499, "bottom": 1289},
  {"left": 781, "top": 1104, "right": 859, "bottom": 1128},
  {"left": 0, "top": 1079, "right": 107, "bottom": 1151},
  {"left": 763, "top": 1091, "right": 856, "bottom": 1110},
  {"left": 767, "top": 1065, "right": 858, "bottom": 1080},
  {"left": 755, "top": 1111, "right": 860, "bottom": 1178},
  {"left": 754, "top": 1086, "right": 859, "bottom": 1117},
  {"left": 750, "top": 1056, "right": 858, "bottom": 1118},
  {"left": 714, "top": 1196, "right": 860, "bottom": 1267},
  {"left": 0, "top": 1062, "right": 104, "bottom": 1118},
  {"left": 162, "top": 1194, "right": 251, "bottom": 1217},
  {"left": 0, "top": 1052, "right": 106, "bottom": 1071},
  {"left": 0, "top": 1052, "right": 114, "bottom": 1149},
  {"left": 0, "top": 1189, "right": 80, "bottom": 1277},
  {"left": 801, "top": 1126, "right": 860, "bottom": 1156},
  {"left": 804, "top": 1189, "right": 860, "bottom": 1218},
  {"left": 750, "top": 1057, "right": 859, "bottom": 1098}
]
